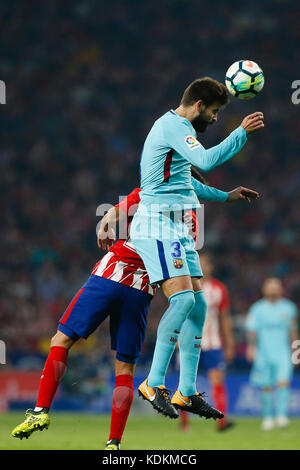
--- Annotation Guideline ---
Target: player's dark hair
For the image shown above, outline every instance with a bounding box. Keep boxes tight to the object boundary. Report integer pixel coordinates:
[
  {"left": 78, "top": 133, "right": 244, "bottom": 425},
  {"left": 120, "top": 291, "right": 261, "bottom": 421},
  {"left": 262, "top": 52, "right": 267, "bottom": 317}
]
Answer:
[
  {"left": 191, "top": 166, "right": 209, "bottom": 185},
  {"left": 181, "top": 77, "right": 229, "bottom": 107}
]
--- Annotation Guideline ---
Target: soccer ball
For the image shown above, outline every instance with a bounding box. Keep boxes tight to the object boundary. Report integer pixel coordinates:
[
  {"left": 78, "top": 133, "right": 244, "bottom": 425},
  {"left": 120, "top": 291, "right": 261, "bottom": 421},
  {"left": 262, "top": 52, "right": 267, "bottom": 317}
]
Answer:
[{"left": 225, "top": 60, "right": 264, "bottom": 100}]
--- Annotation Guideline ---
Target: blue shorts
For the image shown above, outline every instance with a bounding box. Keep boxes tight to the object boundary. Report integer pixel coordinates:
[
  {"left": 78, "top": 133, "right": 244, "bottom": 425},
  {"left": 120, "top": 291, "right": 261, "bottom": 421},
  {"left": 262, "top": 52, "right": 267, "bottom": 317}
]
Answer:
[
  {"left": 199, "top": 349, "right": 226, "bottom": 372},
  {"left": 58, "top": 275, "right": 152, "bottom": 364},
  {"left": 250, "top": 353, "right": 293, "bottom": 388},
  {"left": 131, "top": 210, "right": 203, "bottom": 285}
]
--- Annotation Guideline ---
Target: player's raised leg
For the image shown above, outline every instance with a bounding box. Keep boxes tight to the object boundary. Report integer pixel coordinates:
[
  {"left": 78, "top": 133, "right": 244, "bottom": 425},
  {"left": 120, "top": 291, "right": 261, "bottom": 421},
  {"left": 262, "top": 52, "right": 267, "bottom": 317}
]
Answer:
[
  {"left": 176, "top": 289, "right": 206, "bottom": 397},
  {"left": 11, "top": 330, "right": 76, "bottom": 439},
  {"left": 172, "top": 278, "right": 224, "bottom": 420},
  {"left": 138, "top": 275, "right": 195, "bottom": 419}
]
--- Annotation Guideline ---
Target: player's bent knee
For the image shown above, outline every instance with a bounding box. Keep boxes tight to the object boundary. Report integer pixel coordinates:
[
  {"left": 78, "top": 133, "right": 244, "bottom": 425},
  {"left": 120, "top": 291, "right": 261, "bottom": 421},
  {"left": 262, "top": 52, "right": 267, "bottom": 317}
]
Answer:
[
  {"left": 169, "top": 290, "right": 195, "bottom": 318},
  {"left": 51, "top": 331, "right": 75, "bottom": 349},
  {"left": 161, "top": 275, "right": 193, "bottom": 299},
  {"left": 115, "top": 359, "right": 136, "bottom": 376}
]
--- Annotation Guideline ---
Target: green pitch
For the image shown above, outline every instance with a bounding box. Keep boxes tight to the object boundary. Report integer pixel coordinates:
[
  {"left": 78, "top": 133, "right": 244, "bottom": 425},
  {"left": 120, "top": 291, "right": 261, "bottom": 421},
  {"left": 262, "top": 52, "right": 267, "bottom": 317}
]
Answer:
[{"left": 1, "top": 413, "right": 300, "bottom": 450}]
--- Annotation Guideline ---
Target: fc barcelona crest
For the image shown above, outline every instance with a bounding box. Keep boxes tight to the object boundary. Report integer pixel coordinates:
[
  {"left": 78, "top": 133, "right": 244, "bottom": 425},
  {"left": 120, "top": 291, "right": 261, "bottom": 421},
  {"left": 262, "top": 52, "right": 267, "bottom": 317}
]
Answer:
[{"left": 173, "top": 259, "right": 183, "bottom": 269}]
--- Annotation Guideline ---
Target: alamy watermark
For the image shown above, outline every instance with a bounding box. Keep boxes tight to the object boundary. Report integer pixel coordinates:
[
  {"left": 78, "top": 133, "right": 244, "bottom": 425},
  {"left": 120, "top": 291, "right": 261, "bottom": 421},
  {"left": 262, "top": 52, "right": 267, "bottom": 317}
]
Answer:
[
  {"left": 0, "top": 80, "right": 6, "bottom": 104},
  {"left": 292, "top": 340, "right": 300, "bottom": 365},
  {"left": 291, "top": 80, "right": 300, "bottom": 104},
  {"left": 0, "top": 340, "right": 6, "bottom": 364},
  {"left": 96, "top": 198, "right": 205, "bottom": 250}
]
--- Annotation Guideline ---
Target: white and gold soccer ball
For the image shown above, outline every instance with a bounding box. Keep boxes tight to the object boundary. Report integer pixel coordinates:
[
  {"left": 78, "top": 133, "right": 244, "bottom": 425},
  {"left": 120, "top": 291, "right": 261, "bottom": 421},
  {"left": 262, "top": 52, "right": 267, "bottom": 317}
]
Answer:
[{"left": 225, "top": 60, "right": 265, "bottom": 100}]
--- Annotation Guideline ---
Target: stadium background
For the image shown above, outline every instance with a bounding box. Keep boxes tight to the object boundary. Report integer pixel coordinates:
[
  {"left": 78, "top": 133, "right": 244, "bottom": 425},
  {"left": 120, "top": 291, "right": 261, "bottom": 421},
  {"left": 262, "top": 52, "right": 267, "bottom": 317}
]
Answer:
[{"left": 1, "top": 0, "right": 300, "bottom": 425}]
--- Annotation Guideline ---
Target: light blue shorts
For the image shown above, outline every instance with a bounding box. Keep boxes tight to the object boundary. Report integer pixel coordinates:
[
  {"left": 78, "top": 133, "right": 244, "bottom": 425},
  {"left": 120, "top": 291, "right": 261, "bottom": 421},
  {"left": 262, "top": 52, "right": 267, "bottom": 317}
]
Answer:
[
  {"left": 130, "top": 209, "right": 203, "bottom": 285},
  {"left": 250, "top": 353, "right": 293, "bottom": 388}
]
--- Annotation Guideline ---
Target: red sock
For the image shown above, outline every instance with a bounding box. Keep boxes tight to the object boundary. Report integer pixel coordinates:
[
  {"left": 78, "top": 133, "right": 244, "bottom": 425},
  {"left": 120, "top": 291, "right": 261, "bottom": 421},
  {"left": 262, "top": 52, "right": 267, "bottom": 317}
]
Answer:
[
  {"left": 212, "top": 384, "right": 228, "bottom": 427},
  {"left": 108, "top": 374, "right": 134, "bottom": 443},
  {"left": 36, "top": 346, "right": 68, "bottom": 409},
  {"left": 180, "top": 410, "right": 189, "bottom": 430}
]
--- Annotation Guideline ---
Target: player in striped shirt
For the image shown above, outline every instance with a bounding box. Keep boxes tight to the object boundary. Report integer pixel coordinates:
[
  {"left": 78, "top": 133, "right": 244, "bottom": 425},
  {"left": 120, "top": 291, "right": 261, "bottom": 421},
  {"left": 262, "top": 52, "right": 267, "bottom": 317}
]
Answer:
[{"left": 11, "top": 173, "right": 258, "bottom": 449}]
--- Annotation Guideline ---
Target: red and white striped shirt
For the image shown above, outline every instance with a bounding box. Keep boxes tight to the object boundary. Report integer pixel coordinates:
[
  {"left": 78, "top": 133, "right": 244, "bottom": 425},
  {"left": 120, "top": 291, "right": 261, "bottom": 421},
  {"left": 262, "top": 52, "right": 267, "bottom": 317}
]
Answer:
[
  {"left": 92, "top": 187, "right": 199, "bottom": 296},
  {"left": 92, "top": 251, "right": 155, "bottom": 295},
  {"left": 201, "top": 278, "right": 230, "bottom": 351},
  {"left": 92, "top": 188, "right": 155, "bottom": 295}
]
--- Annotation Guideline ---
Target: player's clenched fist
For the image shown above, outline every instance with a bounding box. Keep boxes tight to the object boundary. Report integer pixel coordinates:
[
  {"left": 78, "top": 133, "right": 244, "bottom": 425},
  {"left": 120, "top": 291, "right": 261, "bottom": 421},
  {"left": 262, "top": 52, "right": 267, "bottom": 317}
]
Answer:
[{"left": 241, "top": 112, "right": 264, "bottom": 134}]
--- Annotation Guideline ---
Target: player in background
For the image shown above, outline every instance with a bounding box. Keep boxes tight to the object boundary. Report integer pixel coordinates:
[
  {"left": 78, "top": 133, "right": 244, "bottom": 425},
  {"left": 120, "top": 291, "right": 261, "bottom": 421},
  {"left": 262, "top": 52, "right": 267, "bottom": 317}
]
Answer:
[
  {"left": 179, "top": 252, "right": 235, "bottom": 432},
  {"left": 11, "top": 174, "right": 257, "bottom": 449},
  {"left": 131, "top": 77, "right": 264, "bottom": 419},
  {"left": 245, "top": 278, "right": 298, "bottom": 430}
]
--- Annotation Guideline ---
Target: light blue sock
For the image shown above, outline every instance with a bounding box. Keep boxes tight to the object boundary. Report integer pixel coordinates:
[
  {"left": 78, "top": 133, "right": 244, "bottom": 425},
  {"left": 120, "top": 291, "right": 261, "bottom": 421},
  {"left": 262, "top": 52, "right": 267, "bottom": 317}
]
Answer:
[
  {"left": 147, "top": 290, "right": 195, "bottom": 388},
  {"left": 261, "top": 389, "right": 273, "bottom": 418},
  {"left": 276, "top": 387, "right": 290, "bottom": 418},
  {"left": 178, "top": 290, "right": 207, "bottom": 396}
]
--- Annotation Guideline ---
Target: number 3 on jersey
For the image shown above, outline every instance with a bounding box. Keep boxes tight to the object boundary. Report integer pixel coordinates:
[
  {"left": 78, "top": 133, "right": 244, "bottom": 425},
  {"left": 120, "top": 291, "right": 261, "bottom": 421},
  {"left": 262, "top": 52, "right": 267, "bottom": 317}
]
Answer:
[{"left": 171, "top": 241, "right": 182, "bottom": 259}]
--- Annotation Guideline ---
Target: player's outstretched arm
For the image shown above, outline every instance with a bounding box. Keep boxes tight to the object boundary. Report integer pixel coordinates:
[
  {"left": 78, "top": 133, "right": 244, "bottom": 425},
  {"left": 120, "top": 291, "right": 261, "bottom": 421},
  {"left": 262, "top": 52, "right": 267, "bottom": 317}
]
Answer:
[
  {"left": 166, "top": 112, "right": 264, "bottom": 172},
  {"left": 195, "top": 112, "right": 264, "bottom": 170},
  {"left": 191, "top": 177, "right": 259, "bottom": 204},
  {"left": 191, "top": 176, "right": 228, "bottom": 202}
]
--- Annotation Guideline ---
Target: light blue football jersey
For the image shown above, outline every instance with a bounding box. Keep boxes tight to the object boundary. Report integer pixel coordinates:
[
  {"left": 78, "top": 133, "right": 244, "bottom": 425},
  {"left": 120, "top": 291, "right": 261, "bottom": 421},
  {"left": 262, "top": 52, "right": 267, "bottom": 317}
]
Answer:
[
  {"left": 139, "top": 109, "right": 247, "bottom": 211},
  {"left": 245, "top": 298, "right": 298, "bottom": 360},
  {"left": 191, "top": 177, "right": 228, "bottom": 202}
]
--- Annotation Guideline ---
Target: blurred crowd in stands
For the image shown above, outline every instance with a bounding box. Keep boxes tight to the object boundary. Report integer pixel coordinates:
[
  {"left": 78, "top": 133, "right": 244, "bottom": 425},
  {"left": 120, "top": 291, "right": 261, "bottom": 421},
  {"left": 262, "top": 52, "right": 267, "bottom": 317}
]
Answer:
[{"left": 1, "top": 0, "right": 299, "bottom": 375}]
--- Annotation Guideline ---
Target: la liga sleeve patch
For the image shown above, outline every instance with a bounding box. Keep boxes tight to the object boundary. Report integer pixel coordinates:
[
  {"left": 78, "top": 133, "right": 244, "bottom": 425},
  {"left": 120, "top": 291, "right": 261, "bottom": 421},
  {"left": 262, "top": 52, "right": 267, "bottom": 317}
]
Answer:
[{"left": 184, "top": 135, "right": 201, "bottom": 150}]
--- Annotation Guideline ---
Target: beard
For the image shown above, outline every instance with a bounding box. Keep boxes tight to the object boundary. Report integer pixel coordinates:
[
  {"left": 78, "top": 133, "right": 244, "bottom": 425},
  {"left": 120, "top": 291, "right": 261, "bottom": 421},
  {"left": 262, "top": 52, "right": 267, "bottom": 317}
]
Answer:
[{"left": 191, "top": 112, "right": 212, "bottom": 133}]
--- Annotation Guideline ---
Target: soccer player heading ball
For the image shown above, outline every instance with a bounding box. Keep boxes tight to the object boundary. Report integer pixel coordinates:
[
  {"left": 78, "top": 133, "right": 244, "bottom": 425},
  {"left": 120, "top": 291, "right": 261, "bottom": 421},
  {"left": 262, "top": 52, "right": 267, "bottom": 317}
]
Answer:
[
  {"left": 131, "top": 77, "right": 264, "bottom": 419},
  {"left": 11, "top": 76, "right": 263, "bottom": 450}
]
